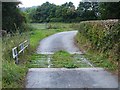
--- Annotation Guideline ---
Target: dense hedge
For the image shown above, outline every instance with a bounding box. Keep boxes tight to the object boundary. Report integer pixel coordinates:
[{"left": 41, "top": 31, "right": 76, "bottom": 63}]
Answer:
[{"left": 75, "top": 20, "right": 120, "bottom": 61}]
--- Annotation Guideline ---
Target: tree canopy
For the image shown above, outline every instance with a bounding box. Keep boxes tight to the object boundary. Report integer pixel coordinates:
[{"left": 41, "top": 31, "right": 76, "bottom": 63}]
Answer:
[
  {"left": 2, "top": 2, "right": 26, "bottom": 33},
  {"left": 99, "top": 2, "right": 120, "bottom": 19},
  {"left": 24, "top": 1, "right": 120, "bottom": 23},
  {"left": 25, "top": 1, "right": 99, "bottom": 23}
]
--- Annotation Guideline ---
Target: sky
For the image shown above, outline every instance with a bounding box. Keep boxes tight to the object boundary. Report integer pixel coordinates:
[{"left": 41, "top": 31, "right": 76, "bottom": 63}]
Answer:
[{"left": 19, "top": 0, "right": 82, "bottom": 8}]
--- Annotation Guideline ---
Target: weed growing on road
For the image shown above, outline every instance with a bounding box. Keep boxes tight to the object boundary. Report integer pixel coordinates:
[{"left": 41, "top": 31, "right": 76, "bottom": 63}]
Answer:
[
  {"left": 51, "top": 51, "right": 90, "bottom": 68},
  {"left": 28, "top": 51, "right": 91, "bottom": 68},
  {"left": 27, "top": 54, "right": 49, "bottom": 68},
  {"left": 52, "top": 51, "right": 77, "bottom": 68}
]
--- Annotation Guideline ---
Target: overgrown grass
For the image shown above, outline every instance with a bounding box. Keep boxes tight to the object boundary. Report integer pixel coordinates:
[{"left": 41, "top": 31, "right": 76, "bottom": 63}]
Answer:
[
  {"left": 84, "top": 51, "right": 118, "bottom": 71},
  {"left": 2, "top": 32, "right": 29, "bottom": 88},
  {"left": 51, "top": 51, "right": 90, "bottom": 68},
  {"left": 27, "top": 51, "right": 90, "bottom": 68},
  {"left": 2, "top": 61, "right": 27, "bottom": 88},
  {"left": 27, "top": 54, "right": 49, "bottom": 68},
  {"left": 2, "top": 32, "right": 29, "bottom": 61},
  {"left": 74, "top": 20, "right": 119, "bottom": 73},
  {"left": 52, "top": 51, "right": 77, "bottom": 68}
]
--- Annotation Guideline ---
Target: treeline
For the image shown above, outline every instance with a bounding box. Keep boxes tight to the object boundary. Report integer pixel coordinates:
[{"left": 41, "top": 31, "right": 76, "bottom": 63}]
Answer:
[
  {"left": 2, "top": 2, "right": 120, "bottom": 33},
  {"left": 25, "top": 2, "right": 120, "bottom": 23}
]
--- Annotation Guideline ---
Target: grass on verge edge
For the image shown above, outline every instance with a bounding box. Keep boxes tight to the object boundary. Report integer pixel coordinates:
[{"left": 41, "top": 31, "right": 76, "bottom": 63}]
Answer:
[{"left": 75, "top": 32, "right": 118, "bottom": 73}]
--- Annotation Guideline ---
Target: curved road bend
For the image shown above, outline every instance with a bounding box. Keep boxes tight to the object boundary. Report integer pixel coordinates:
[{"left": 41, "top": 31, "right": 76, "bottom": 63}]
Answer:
[{"left": 37, "top": 31, "right": 82, "bottom": 54}]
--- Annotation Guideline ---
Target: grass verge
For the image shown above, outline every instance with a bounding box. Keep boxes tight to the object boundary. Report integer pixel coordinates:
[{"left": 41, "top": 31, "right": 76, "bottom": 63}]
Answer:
[
  {"left": 2, "top": 32, "right": 29, "bottom": 88},
  {"left": 2, "top": 61, "right": 27, "bottom": 88},
  {"left": 75, "top": 32, "right": 118, "bottom": 74}
]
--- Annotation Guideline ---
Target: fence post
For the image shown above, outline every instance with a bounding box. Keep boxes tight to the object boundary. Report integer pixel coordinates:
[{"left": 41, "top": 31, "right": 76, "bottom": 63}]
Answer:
[
  {"left": 15, "top": 56, "right": 19, "bottom": 64},
  {"left": 12, "top": 47, "right": 19, "bottom": 64},
  {"left": 12, "top": 40, "right": 29, "bottom": 64}
]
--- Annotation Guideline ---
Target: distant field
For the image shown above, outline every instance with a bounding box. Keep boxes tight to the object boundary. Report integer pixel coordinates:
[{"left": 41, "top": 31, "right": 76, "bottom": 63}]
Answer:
[
  {"left": 30, "top": 23, "right": 75, "bottom": 31},
  {"left": 30, "top": 23, "right": 47, "bottom": 29}
]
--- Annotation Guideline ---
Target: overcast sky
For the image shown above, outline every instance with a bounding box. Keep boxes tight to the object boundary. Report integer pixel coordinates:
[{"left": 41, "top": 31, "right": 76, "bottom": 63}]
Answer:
[{"left": 19, "top": 0, "right": 82, "bottom": 8}]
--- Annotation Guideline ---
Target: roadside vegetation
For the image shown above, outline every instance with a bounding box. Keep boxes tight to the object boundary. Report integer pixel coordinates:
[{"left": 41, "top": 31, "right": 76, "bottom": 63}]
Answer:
[
  {"left": 2, "top": 32, "right": 29, "bottom": 88},
  {"left": 74, "top": 20, "right": 119, "bottom": 73}
]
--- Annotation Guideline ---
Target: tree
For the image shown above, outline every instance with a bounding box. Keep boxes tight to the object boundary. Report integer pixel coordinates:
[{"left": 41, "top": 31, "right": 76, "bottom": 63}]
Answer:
[
  {"left": 25, "top": 7, "right": 37, "bottom": 22},
  {"left": 59, "top": 2, "right": 77, "bottom": 22},
  {"left": 77, "top": 2, "right": 98, "bottom": 20},
  {"left": 33, "top": 2, "right": 57, "bottom": 22},
  {"left": 99, "top": 2, "right": 120, "bottom": 19},
  {"left": 2, "top": 2, "right": 26, "bottom": 33},
  {"left": 30, "top": 1, "right": 100, "bottom": 23}
]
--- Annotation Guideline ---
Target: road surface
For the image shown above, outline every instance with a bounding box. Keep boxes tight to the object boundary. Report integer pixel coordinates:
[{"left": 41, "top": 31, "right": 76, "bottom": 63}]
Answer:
[
  {"left": 26, "top": 31, "right": 118, "bottom": 89},
  {"left": 26, "top": 68, "right": 118, "bottom": 88},
  {"left": 37, "top": 31, "right": 82, "bottom": 54}
]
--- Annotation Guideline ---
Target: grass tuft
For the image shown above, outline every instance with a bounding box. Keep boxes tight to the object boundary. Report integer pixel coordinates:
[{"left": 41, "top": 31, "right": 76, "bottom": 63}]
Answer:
[
  {"left": 2, "top": 61, "right": 27, "bottom": 88},
  {"left": 52, "top": 51, "right": 78, "bottom": 68}
]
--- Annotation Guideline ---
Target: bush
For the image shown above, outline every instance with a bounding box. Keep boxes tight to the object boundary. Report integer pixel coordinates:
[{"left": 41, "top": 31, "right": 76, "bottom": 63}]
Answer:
[
  {"left": 2, "top": 32, "right": 29, "bottom": 88},
  {"left": 74, "top": 20, "right": 119, "bottom": 62}
]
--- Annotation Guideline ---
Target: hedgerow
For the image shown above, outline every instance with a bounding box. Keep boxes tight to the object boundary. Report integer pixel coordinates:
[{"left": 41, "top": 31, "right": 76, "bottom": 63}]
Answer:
[{"left": 74, "top": 20, "right": 119, "bottom": 63}]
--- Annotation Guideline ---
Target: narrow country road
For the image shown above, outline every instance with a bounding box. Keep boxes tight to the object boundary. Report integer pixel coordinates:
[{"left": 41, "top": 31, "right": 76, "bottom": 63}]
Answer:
[
  {"left": 37, "top": 31, "right": 82, "bottom": 54},
  {"left": 26, "top": 31, "right": 118, "bottom": 88}
]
